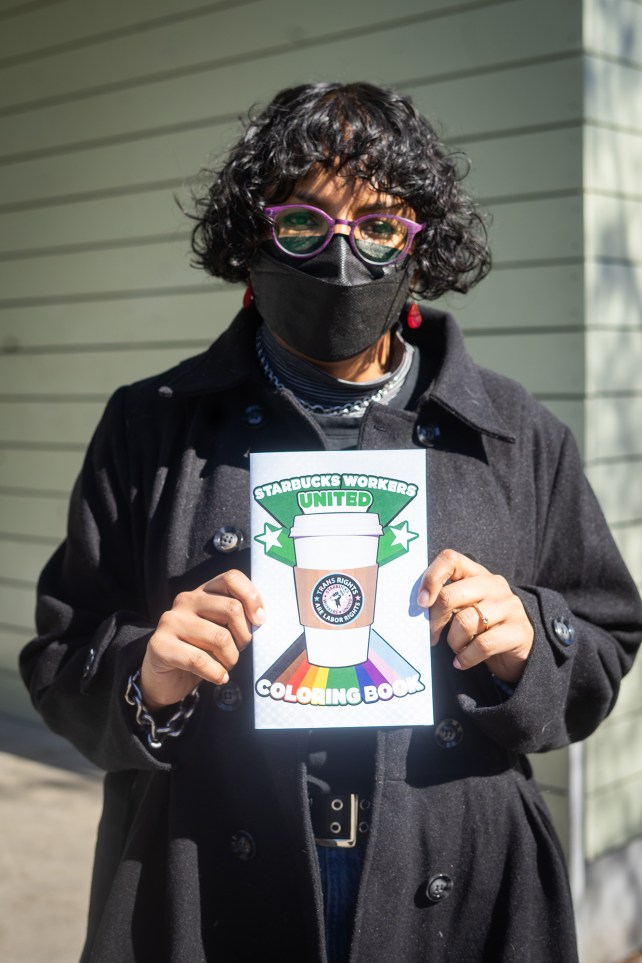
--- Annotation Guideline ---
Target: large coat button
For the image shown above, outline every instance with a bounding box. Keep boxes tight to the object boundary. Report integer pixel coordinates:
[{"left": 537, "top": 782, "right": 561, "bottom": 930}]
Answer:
[
  {"left": 416, "top": 423, "right": 441, "bottom": 447},
  {"left": 552, "top": 618, "right": 575, "bottom": 645},
  {"left": 214, "top": 682, "right": 242, "bottom": 711},
  {"left": 434, "top": 719, "right": 463, "bottom": 749},
  {"left": 426, "top": 874, "right": 453, "bottom": 902},
  {"left": 230, "top": 830, "right": 256, "bottom": 860},
  {"left": 212, "top": 526, "right": 245, "bottom": 553},
  {"left": 242, "top": 404, "right": 266, "bottom": 428}
]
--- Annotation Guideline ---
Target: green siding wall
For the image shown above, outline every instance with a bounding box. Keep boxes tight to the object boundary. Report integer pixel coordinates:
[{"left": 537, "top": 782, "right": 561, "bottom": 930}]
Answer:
[{"left": 0, "top": 0, "right": 640, "bottom": 889}]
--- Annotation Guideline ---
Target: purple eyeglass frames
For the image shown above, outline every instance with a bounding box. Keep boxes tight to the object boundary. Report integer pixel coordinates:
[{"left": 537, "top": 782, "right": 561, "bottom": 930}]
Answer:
[{"left": 263, "top": 203, "right": 425, "bottom": 266}]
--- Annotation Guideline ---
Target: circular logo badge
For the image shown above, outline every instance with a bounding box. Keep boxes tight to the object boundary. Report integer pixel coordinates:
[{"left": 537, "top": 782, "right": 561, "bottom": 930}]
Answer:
[{"left": 312, "top": 574, "right": 363, "bottom": 626}]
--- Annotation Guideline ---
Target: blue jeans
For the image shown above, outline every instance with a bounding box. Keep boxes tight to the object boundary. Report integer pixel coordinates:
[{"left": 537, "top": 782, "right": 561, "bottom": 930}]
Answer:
[{"left": 317, "top": 844, "right": 365, "bottom": 963}]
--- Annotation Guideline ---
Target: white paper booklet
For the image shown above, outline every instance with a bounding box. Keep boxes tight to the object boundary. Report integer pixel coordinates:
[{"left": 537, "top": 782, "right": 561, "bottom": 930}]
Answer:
[{"left": 250, "top": 449, "right": 433, "bottom": 729}]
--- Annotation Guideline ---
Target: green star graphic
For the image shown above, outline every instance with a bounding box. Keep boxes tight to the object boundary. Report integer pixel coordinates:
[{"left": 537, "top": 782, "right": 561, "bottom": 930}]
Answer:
[
  {"left": 377, "top": 520, "right": 419, "bottom": 566},
  {"left": 254, "top": 522, "right": 296, "bottom": 566}
]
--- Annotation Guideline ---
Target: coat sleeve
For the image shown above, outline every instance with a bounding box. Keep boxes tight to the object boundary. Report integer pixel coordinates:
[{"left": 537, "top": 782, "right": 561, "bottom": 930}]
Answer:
[
  {"left": 460, "top": 424, "right": 642, "bottom": 754},
  {"left": 19, "top": 387, "right": 204, "bottom": 772}
]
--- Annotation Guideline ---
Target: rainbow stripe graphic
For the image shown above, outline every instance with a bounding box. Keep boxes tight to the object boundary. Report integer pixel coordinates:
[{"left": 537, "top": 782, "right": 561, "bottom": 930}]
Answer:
[{"left": 256, "top": 629, "right": 424, "bottom": 707}]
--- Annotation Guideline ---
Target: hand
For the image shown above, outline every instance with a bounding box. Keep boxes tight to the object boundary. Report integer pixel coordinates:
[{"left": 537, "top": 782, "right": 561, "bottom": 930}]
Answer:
[
  {"left": 417, "top": 549, "right": 534, "bottom": 684},
  {"left": 140, "top": 570, "right": 265, "bottom": 711}
]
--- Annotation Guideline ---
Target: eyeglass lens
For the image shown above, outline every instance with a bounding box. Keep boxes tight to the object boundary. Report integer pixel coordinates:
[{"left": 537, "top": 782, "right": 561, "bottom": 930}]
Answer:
[{"left": 271, "top": 206, "right": 410, "bottom": 264}]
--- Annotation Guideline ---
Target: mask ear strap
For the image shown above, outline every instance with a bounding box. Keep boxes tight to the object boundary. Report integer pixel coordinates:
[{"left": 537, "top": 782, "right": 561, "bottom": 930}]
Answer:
[{"left": 406, "top": 303, "right": 423, "bottom": 329}]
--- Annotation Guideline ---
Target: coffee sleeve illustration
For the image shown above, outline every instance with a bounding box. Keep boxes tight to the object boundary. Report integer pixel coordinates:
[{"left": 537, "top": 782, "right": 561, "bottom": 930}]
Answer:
[
  {"left": 250, "top": 451, "right": 432, "bottom": 729},
  {"left": 291, "top": 512, "right": 382, "bottom": 667}
]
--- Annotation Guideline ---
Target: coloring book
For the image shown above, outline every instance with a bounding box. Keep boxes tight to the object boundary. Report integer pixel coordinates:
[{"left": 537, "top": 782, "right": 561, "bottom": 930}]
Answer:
[{"left": 250, "top": 449, "right": 433, "bottom": 729}]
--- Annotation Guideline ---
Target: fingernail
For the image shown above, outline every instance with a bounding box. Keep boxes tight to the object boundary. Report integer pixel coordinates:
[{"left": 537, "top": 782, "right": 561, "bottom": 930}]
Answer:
[
  {"left": 417, "top": 590, "right": 429, "bottom": 608},
  {"left": 254, "top": 607, "right": 266, "bottom": 625},
  {"left": 220, "top": 671, "right": 230, "bottom": 684},
  {"left": 453, "top": 657, "right": 462, "bottom": 670}
]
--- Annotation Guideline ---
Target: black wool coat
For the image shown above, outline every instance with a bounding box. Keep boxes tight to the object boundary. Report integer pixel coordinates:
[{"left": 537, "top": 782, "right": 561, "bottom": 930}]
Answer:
[{"left": 21, "top": 306, "right": 642, "bottom": 963}]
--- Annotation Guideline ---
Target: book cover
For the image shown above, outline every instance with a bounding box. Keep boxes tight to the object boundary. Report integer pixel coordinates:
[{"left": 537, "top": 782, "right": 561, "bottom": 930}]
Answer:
[{"left": 250, "top": 449, "right": 432, "bottom": 729}]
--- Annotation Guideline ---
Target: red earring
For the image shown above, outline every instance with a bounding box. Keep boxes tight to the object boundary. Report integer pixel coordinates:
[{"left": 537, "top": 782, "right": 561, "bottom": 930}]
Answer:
[
  {"left": 407, "top": 303, "right": 423, "bottom": 329},
  {"left": 243, "top": 285, "right": 253, "bottom": 309}
]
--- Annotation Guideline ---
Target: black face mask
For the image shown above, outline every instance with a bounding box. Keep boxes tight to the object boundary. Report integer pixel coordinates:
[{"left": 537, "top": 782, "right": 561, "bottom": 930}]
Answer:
[{"left": 248, "top": 237, "right": 413, "bottom": 362}]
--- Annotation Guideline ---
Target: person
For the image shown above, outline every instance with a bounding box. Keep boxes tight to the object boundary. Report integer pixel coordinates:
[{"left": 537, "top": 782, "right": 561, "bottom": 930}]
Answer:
[{"left": 20, "top": 82, "right": 642, "bottom": 963}]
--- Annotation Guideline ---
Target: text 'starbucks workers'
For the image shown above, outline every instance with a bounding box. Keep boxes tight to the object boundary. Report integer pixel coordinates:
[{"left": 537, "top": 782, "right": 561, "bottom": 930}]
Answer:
[{"left": 250, "top": 450, "right": 432, "bottom": 729}]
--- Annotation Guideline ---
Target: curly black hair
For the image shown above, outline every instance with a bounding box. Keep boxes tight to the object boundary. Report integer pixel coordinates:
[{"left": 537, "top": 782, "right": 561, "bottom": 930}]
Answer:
[{"left": 190, "top": 81, "right": 491, "bottom": 300}]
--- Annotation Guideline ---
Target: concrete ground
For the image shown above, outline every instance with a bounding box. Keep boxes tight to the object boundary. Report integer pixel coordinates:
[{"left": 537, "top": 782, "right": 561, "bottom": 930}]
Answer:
[
  {"left": 0, "top": 713, "right": 103, "bottom": 963},
  {"left": 0, "top": 711, "right": 640, "bottom": 963}
]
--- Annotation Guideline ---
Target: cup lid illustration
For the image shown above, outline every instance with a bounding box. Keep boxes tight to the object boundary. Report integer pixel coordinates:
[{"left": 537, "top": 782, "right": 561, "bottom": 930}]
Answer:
[{"left": 290, "top": 512, "right": 383, "bottom": 539}]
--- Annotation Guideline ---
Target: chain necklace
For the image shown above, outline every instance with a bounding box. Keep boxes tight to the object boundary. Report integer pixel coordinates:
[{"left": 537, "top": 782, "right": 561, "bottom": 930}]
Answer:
[{"left": 255, "top": 329, "right": 408, "bottom": 416}]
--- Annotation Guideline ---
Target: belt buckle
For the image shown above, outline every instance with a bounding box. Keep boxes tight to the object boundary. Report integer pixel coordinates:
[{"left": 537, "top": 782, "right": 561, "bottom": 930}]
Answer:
[{"left": 315, "top": 793, "right": 359, "bottom": 849}]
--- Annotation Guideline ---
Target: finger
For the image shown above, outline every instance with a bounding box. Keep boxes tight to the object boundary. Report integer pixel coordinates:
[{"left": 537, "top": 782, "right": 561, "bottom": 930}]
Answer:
[
  {"left": 450, "top": 626, "right": 501, "bottom": 671},
  {"left": 161, "top": 607, "right": 243, "bottom": 668},
  {"left": 447, "top": 606, "right": 534, "bottom": 680},
  {"left": 445, "top": 603, "right": 493, "bottom": 652},
  {"left": 417, "top": 549, "right": 488, "bottom": 608},
  {"left": 431, "top": 574, "right": 507, "bottom": 618},
  {"left": 427, "top": 574, "right": 500, "bottom": 643},
  {"left": 450, "top": 620, "right": 532, "bottom": 674},
  {"left": 149, "top": 631, "right": 232, "bottom": 687},
  {"left": 203, "top": 569, "right": 265, "bottom": 626},
  {"left": 194, "top": 590, "right": 255, "bottom": 652}
]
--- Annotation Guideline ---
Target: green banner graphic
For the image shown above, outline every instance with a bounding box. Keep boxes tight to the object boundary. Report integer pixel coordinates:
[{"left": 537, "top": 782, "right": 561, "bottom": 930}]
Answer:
[{"left": 253, "top": 472, "right": 420, "bottom": 567}]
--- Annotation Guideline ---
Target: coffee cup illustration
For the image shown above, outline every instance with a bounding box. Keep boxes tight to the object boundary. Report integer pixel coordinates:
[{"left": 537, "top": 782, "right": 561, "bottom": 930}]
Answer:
[{"left": 290, "top": 512, "right": 383, "bottom": 667}]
